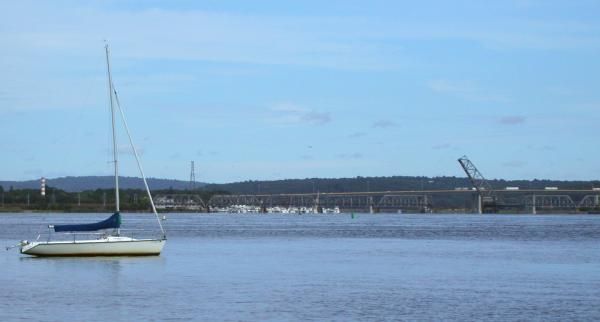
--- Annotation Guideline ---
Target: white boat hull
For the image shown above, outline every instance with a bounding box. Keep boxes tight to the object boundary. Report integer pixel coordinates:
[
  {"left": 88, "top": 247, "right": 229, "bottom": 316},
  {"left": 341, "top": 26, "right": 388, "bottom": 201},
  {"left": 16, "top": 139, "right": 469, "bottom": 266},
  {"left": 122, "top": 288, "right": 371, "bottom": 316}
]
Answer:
[{"left": 20, "top": 237, "right": 165, "bottom": 257}]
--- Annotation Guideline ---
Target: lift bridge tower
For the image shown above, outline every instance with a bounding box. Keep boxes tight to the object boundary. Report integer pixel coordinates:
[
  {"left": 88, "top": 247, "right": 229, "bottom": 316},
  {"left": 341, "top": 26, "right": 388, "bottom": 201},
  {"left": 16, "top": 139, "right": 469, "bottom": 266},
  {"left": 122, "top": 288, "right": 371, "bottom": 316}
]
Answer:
[{"left": 458, "top": 155, "right": 498, "bottom": 213}]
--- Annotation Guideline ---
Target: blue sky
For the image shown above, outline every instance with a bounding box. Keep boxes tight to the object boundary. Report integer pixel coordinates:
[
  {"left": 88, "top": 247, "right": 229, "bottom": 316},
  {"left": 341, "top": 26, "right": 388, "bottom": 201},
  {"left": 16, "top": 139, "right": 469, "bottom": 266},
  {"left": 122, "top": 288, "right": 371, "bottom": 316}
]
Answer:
[{"left": 1, "top": 0, "right": 599, "bottom": 183}]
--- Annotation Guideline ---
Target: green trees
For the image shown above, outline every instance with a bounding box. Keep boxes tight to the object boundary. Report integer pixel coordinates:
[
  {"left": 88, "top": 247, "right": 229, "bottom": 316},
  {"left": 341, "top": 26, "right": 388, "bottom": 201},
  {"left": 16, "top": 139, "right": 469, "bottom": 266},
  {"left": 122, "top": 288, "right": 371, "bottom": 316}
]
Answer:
[{"left": 0, "top": 186, "right": 227, "bottom": 212}]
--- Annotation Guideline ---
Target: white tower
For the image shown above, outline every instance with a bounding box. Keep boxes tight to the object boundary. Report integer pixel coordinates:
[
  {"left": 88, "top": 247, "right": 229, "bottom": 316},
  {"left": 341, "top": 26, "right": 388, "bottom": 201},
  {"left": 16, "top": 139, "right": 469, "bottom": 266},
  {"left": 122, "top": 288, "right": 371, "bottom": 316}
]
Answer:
[{"left": 40, "top": 177, "right": 46, "bottom": 197}]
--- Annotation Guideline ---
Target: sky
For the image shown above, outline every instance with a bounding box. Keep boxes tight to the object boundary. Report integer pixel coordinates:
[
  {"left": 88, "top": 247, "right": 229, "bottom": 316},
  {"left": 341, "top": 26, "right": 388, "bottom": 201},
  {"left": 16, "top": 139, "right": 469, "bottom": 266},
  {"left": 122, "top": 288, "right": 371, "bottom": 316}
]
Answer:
[{"left": 1, "top": 0, "right": 599, "bottom": 183}]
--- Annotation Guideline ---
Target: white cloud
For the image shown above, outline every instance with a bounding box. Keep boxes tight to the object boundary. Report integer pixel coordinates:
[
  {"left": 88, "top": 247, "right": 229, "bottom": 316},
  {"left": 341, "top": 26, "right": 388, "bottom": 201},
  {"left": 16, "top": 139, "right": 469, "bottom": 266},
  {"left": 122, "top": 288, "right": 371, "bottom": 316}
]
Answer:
[
  {"left": 502, "top": 160, "right": 527, "bottom": 168},
  {"left": 347, "top": 132, "right": 367, "bottom": 138},
  {"left": 336, "top": 153, "right": 363, "bottom": 160},
  {"left": 526, "top": 144, "right": 555, "bottom": 151},
  {"left": 0, "top": 3, "right": 400, "bottom": 71},
  {"left": 0, "top": 2, "right": 407, "bottom": 112},
  {"left": 498, "top": 116, "right": 526, "bottom": 125},
  {"left": 2, "top": 2, "right": 598, "bottom": 75},
  {"left": 427, "top": 79, "right": 507, "bottom": 102},
  {"left": 371, "top": 120, "right": 398, "bottom": 128},
  {"left": 268, "top": 103, "right": 331, "bottom": 126},
  {"left": 1, "top": 1, "right": 598, "bottom": 114},
  {"left": 432, "top": 143, "right": 451, "bottom": 150}
]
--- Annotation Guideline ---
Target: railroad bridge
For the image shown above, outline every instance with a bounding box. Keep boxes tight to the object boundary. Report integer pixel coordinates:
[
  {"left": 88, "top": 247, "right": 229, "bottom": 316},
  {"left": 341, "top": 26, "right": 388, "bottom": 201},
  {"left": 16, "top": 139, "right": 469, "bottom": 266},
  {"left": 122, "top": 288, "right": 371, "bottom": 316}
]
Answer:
[
  {"left": 156, "top": 155, "right": 599, "bottom": 213},
  {"left": 154, "top": 189, "right": 600, "bottom": 214}
]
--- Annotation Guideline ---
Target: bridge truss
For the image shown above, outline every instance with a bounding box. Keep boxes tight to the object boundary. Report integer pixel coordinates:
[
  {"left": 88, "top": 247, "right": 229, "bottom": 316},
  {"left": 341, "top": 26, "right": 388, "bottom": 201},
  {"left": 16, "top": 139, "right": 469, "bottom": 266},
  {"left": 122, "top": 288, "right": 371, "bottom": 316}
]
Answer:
[
  {"left": 154, "top": 194, "right": 207, "bottom": 211},
  {"left": 152, "top": 190, "right": 600, "bottom": 214}
]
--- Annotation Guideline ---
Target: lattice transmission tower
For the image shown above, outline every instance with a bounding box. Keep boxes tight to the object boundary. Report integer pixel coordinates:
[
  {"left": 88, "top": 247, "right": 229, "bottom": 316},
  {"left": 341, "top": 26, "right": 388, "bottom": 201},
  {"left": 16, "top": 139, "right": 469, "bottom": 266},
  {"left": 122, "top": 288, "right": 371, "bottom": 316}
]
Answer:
[{"left": 190, "top": 161, "right": 196, "bottom": 190}]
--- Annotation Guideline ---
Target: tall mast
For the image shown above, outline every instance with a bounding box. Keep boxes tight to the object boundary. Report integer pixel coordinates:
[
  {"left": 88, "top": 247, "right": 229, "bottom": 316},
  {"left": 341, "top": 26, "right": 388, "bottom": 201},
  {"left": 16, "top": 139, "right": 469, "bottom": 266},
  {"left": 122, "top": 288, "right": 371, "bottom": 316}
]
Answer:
[
  {"left": 105, "top": 44, "right": 120, "bottom": 213},
  {"left": 102, "top": 43, "right": 166, "bottom": 238}
]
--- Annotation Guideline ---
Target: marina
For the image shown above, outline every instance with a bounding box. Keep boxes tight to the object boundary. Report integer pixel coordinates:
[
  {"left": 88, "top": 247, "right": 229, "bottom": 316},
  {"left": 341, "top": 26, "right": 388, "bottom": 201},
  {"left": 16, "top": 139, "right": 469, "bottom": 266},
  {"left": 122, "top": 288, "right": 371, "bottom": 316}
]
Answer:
[{"left": 208, "top": 205, "right": 341, "bottom": 214}]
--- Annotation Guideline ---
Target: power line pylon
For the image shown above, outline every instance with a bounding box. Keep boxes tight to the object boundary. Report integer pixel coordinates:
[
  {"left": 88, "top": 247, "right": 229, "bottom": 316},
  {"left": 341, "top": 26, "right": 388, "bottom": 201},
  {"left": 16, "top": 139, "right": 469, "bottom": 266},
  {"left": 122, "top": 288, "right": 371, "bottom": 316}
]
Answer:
[{"left": 190, "top": 161, "right": 196, "bottom": 190}]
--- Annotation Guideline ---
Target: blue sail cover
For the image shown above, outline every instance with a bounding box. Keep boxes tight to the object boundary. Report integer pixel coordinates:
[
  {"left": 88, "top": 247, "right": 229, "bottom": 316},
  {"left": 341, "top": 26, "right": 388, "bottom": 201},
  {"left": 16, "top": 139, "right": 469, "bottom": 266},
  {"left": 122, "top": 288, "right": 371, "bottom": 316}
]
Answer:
[{"left": 54, "top": 213, "right": 122, "bottom": 232}]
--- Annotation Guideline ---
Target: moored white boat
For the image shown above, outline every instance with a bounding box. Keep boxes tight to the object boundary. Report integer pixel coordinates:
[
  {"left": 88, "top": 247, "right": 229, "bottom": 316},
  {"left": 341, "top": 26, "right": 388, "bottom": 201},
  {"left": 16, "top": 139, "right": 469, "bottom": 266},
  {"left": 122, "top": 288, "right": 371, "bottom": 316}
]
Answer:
[
  {"left": 21, "top": 236, "right": 165, "bottom": 256},
  {"left": 17, "top": 43, "right": 166, "bottom": 257}
]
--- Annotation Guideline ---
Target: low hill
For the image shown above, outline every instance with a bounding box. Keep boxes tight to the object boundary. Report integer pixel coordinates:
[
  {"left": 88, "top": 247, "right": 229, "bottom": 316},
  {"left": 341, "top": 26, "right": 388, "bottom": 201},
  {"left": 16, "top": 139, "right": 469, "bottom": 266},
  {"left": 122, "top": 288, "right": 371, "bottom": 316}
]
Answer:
[
  {"left": 1, "top": 175, "right": 599, "bottom": 194},
  {"left": 0, "top": 176, "right": 205, "bottom": 192},
  {"left": 204, "top": 176, "right": 600, "bottom": 194}
]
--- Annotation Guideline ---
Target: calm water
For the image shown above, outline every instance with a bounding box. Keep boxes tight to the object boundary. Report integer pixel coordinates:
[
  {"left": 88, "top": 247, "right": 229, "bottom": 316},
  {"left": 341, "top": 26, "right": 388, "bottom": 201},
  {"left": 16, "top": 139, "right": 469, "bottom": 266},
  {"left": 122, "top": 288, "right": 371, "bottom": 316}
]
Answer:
[{"left": 1, "top": 213, "right": 600, "bottom": 321}]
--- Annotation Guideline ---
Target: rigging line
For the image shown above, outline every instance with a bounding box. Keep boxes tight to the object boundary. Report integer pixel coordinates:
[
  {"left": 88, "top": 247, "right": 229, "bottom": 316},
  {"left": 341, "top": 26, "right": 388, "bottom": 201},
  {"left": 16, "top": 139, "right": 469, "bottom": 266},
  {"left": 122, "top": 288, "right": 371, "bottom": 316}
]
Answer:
[
  {"left": 105, "top": 43, "right": 120, "bottom": 214},
  {"left": 112, "top": 87, "right": 166, "bottom": 238}
]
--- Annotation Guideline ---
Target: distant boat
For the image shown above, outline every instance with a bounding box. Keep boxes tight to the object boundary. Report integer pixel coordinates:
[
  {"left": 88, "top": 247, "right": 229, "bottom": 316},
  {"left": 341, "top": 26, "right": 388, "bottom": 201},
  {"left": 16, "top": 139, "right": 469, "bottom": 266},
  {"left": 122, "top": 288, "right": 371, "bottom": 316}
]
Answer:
[{"left": 19, "top": 44, "right": 166, "bottom": 256}]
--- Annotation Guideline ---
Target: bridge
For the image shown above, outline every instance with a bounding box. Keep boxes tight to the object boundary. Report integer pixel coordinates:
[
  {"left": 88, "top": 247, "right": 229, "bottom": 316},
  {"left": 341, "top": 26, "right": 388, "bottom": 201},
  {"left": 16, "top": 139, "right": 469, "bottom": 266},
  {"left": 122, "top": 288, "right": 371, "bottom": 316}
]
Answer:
[
  {"left": 155, "top": 155, "right": 599, "bottom": 214},
  {"left": 154, "top": 188, "right": 600, "bottom": 214}
]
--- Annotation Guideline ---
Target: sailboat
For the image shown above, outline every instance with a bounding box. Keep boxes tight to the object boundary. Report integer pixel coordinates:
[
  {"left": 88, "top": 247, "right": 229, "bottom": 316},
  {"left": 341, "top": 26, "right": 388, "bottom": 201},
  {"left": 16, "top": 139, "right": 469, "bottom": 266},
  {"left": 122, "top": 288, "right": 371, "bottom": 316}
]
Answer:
[{"left": 19, "top": 44, "right": 166, "bottom": 256}]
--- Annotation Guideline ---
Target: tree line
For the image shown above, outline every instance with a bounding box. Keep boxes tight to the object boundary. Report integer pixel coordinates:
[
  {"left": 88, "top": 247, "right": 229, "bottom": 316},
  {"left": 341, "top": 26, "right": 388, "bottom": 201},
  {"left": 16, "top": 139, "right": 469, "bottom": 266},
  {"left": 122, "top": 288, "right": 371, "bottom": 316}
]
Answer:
[{"left": 0, "top": 186, "right": 225, "bottom": 212}]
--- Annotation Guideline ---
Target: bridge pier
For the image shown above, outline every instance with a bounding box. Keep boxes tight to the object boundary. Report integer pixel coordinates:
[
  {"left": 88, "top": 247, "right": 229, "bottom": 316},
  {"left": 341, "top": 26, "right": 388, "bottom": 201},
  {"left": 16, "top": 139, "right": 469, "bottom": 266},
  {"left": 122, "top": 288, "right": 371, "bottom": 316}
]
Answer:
[{"left": 532, "top": 194, "right": 536, "bottom": 214}]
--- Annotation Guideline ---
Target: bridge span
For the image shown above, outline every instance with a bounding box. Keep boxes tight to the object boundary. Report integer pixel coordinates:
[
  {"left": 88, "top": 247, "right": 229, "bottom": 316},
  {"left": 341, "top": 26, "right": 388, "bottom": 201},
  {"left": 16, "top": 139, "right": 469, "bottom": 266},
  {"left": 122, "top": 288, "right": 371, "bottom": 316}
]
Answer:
[{"left": 155, "top": 189, "right": 600, "bottom": 214}]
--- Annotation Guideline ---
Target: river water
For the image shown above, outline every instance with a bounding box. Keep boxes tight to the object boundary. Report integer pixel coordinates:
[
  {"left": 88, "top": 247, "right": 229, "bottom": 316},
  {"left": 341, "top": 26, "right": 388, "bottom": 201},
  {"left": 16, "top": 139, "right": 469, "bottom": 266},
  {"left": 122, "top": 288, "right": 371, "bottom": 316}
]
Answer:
[{"left": 1, "top": 213, "right": 599, "bottom": 321}]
